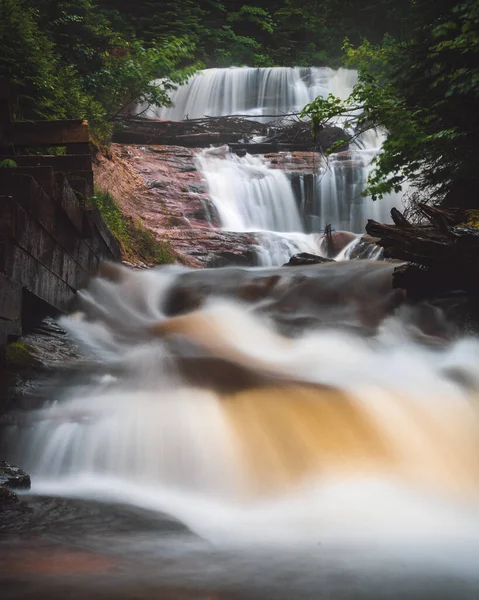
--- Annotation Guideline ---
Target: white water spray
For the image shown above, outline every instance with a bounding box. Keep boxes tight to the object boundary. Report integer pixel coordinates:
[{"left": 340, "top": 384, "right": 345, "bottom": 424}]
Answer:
[
  {"left": 144, "top": 66, "right": 357, "bottom": 121},
  {"left": 8, "top": 264, "right": 479, "bottom": 546}
]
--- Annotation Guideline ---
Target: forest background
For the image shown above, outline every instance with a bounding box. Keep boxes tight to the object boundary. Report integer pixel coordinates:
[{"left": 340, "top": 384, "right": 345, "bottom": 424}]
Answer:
[{"left": 0, "top": 0, "right": 477, "bottom": 206}]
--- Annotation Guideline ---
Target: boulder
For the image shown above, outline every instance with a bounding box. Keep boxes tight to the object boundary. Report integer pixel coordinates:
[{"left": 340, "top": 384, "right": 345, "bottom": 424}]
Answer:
[
  {"left": 317, "top": 126, "right": 350, "bottom": 153},
  {"left": 283, "top": 253, "right": 334, "bottom": 267},
  {"left": 0, "top": 486, "right": 20, "bottom": 506},
  {"left": 0, "top": 460, "right": 31, "bottom": 490}
]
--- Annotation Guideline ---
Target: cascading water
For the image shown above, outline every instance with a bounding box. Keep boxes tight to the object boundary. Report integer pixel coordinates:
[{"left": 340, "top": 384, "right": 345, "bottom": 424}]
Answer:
[
  {"left": 154, "top": 67, "right": 405, "bottom": 264},
  {"left": 197, "top": 150, "right": 303, "bottom": 232},
  {"left": 144, "top": 66, "right": 357, "bottom": 121},
  {"left": 6, "top": 263, "right": 479, "bottom": 549},
  {"left": 196, "top": 147, "right": 322, "bottom": 264},
  {"left": 295, "top": 145, "right": 403, "bottom": 234}
]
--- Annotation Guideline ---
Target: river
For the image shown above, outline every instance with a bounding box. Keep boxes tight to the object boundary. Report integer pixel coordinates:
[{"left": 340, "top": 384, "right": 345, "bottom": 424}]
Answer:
[{"left": 1, "top": 67, "right": 479, "bottom": 599}]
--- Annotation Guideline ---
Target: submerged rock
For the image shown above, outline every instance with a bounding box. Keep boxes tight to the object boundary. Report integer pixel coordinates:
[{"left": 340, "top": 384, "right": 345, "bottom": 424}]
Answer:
[
  {"left": 0, "top": 496, "right": 193, "bottom": 537},
  {"left": 283, "top": 253, "right": 334, "bottom": 267}
]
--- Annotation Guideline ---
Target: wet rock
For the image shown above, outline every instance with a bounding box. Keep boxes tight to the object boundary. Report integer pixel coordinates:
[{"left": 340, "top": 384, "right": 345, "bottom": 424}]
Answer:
[
  {"left": 0, "top": 486, "right": 20, "bottom": 505},
  {"left": 317, "top": 126, "right": 350, "bottom": 153},
  {"left": 283, "top": 253, "right": 334, "bottom": 267},
  {"left": 0, "top": 496, "right": 193, "bottom": 537},
  {"left": 0, "top": 460, "right": 31, "bottom": 490},
  {"left": 186, "top": 183, "right": 206, "bottom": 194},
  {"left": 148, "top": 180, "right": 167, "bottom": 189}
]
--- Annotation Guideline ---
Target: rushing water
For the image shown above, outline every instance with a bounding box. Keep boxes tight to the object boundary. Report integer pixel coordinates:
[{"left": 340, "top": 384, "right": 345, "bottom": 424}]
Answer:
[
  {"left": 3, "top": 67, "right": 476, "bottom": 599},
  {"left": 196, "top": 145, "right": 398, "bottom": 264},
  {"left": 144, "top": 66, "right": 357, "bottom": 121},
  {"left": 163, "top": 67, "right": 405, "bottom": 264},
  {"left": 4, "top": 263, "right": 479, "bottom": 597},
  {"left": 7, "top": 263, "right": 479, "bottom": 543}
]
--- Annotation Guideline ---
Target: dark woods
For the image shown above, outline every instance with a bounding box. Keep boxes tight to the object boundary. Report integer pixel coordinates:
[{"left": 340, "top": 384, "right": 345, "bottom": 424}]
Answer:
[
  {"left": 0, "top": 0, "right": 409, "bottom": 143},
  {"left": 0, "top": 0, "right": 477, "bottom": 212}
]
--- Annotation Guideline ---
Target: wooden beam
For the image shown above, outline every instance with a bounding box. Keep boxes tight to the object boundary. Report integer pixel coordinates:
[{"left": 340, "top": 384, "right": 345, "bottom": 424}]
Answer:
[
  {"left": 1, "top": 119, "right": 89, "bottom": 147},
  {"left": 0, "top": 154, "right": 92, "bottom": 171}
]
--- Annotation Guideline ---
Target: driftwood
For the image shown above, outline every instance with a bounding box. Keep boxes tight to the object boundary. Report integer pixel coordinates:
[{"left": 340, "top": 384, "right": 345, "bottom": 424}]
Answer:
[
  {"left": 114, "top": 115, "right": 268, "bottom": 147},
  {"left": 365, "top": 204, "right": 479, "bottom": 298},
  {"left": 113, "top": 113, "right": 348, "bottom": 153}
]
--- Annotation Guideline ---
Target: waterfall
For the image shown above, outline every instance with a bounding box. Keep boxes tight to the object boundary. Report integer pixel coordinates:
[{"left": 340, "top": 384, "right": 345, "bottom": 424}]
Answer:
[
  {"left": 157, "top": 67, "right": 406, "bottom": 265},
  {"left": 144, "top": 67, "right": 357, "bottom": 121},
  {"left": 8, "top": 263, "right": 479, "bottom": 545},
  {"left": 293, "top": 147, "right": 404, "bottom": 234},
  {"left": 196, "top": 150, "right": 303, "bottom": 232},
  {"left": 196, "top": 148, "right": 324, "bottom": 265}
]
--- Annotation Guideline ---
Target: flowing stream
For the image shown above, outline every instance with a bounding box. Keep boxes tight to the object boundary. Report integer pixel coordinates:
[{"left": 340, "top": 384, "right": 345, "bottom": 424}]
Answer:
[
  {"left": 2, "top": 68, "right": 479, "bottom": 599},
  {"left": 160, "top": 67, "right": 405, "bottom": 264},
  {"left": 6, "top": 264, "right": 479, "bottom": 547}
]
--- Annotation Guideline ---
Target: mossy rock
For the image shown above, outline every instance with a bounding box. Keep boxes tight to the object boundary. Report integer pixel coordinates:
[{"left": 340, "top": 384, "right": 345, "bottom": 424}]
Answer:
[
  {"left": 4, "top": 341, "right": 36, "bottom": 369},
  {"left": 465, "top": 210, "right": 479, "bottom": 229}
]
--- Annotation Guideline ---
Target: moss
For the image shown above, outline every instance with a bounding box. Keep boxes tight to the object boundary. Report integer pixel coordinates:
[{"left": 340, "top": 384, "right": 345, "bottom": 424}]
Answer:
[
  {"left": 465, "top": 210, "right": 479, "bottom": 229},
  {"left": 0, "top": 159, "right": 17, "bottom": 168},
  {"left": 4, "top": 341, "right": 35, "bottom": 369},
  {"left": 129, "top": 219, "right": 175, "bottom": 265},
  {"left": 91, "top": 187, "right": 175, "bottom": 265}
]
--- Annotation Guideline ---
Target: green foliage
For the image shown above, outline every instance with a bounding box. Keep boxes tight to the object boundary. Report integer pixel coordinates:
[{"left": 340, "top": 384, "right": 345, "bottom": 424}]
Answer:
[
  {"left": 0, "top": 0, "right": 198, "bottom": 143},
  {"left": 0, "top": 0, "right": 434, "bottom": 144},
  {"left": 302, "top": 0, "right": 479, "bottom": 206},
  {"left": 0, "top": 159, "right": 17, "bottom": 168},
  {"left": 91, "top": 188, "right": 175, "bottom": 264},
  {"left": 4, "top": 341, "right": 35, "bottom": 368}
]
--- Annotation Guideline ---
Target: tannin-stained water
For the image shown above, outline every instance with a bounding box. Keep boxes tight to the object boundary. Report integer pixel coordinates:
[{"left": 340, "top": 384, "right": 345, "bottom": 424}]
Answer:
[{"left": 7, "top": 262, "right": 479, "bottom": 549}]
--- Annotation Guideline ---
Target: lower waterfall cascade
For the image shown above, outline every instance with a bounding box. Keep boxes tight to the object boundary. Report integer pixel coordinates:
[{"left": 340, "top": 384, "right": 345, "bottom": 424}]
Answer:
[{"left": 6, "top": 262, "right": 479, "bottom": 547}]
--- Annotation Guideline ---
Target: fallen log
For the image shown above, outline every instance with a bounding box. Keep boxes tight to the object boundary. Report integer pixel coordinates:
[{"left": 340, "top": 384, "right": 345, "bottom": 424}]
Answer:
[{"left": 365, "top": 206, "right": 479, "bottom": 298}]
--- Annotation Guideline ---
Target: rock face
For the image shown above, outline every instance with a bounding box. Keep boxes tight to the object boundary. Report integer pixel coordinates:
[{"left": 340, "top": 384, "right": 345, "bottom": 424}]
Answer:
[
  {"left": 94, "top": 144, "right": 259, "bottom": 268},
  {"left": 93, "top": 143, "right": 380, "bottom": 269},
  {"left": 0, "top": 461, "right": 31, "bottom": 490},
  {"left": 317, "top": 126, "right": 350, "bottom": 153},
  {"left": 0, "top": 460, "right": 31, "bottom": 515},
  {"left": 283, "top": 253, "right": 334, "bottom": 266}
]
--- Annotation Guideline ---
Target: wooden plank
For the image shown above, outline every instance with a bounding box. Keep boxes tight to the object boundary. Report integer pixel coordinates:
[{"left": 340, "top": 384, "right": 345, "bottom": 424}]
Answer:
[
  {"left": 66, "top": 143, "right": 91, "bottom": 155},
  {"left": 3, "top": 243, "right": 76, "bottom": 313},
  {"left": 0, "top": 273, "right": 22, "bottom": 322},
  {"left": 0, "top": 154, "right": 92, "bottom": 171},
  {"left": 54, "top": 172, "right": 85, "bottom": 233},
  {"left": 12, "top": 201, "right": 100, "bottom": 289},
  {"left": 64, "top": 170, "right": 94, "bottom": 200},
  {"left": 84, "top": 207, "right": 122, "bottom": 261},
  {"left": 12, "top": 198, "right": 100, "bottom": 282},
  {"left": 0, "top": 195, "right": 15, "bottom": 238},
  {"left": 1, "top": 119, "right": 89, "bottom": 147},
  {"left": 0, "top": 174, "right": 109, "bottom": 269},
  {"left": 5, "top": 166, "right": 55, "bottom": 198}
]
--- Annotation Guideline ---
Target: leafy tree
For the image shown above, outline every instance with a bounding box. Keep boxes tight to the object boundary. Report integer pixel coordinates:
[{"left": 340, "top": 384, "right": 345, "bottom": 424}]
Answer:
[
  {"left": 0, "top": 0, "right": 197, "bottom": 142},
  {"left": 302, "top": 0, "right": 479, "bottom": 208},
  {"left": 0, "top": 0, "right": 87, "bottom": 120}
]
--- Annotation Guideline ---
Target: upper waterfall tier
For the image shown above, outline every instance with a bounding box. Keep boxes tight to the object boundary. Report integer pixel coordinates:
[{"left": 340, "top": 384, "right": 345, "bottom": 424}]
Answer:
[{"left": 144, "top": 67, "right": 358, "bottom": 121}]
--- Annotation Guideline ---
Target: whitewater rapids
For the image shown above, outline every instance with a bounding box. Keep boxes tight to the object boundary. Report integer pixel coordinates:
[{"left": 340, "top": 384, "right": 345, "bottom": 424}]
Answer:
[{"left": 7, "top": 262, "right": 479, "bottom": 547}]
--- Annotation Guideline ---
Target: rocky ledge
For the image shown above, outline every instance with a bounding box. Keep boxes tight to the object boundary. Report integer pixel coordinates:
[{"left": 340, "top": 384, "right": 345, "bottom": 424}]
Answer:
[
  {"left": 0, "top": 460, "right": 31, "bottom": 519},
  {"left": 94, "top": 144, "right": 380, "bottom": 268},
  {"left": 94, "top": 144, "right": 260, "bottom": 267}
]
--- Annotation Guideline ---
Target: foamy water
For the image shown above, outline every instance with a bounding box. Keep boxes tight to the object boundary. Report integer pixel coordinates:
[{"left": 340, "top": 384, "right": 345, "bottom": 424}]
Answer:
[{"left": 8, "top": 263, "right": 479, "bottom": 549}]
